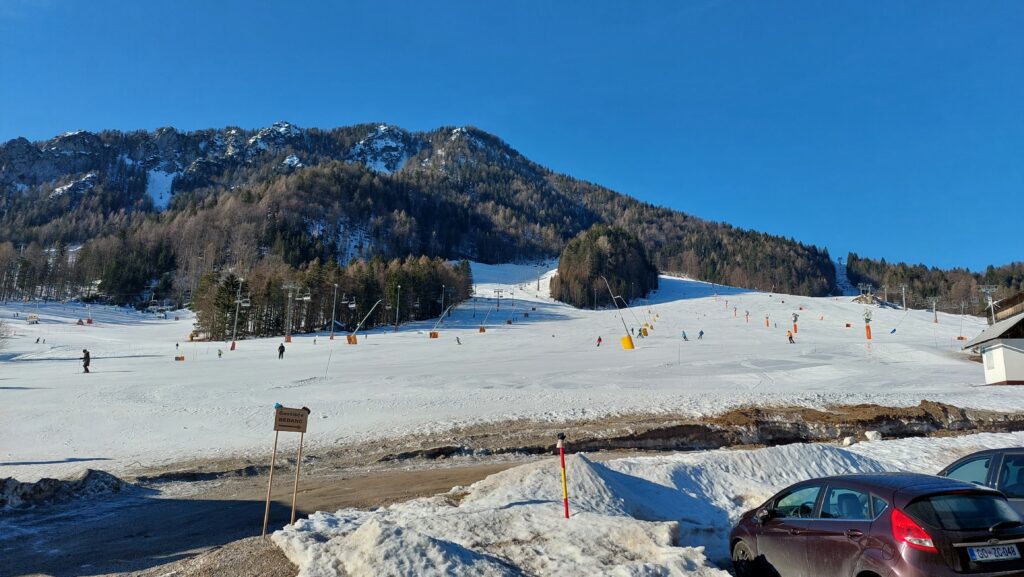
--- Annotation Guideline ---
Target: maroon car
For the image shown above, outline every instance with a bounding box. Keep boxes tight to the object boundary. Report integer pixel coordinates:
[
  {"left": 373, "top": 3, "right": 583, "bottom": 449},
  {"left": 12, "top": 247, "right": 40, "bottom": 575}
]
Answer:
[{"left": 730, "top": 473, "right": 1024, "bottom": 577}]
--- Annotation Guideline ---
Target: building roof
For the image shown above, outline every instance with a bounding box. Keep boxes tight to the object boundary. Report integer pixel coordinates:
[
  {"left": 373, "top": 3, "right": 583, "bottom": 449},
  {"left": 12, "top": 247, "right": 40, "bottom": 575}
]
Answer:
[
  {"left": 995, "top": 292, "right": 1024, "bottom": 323},
  {"left": 962, "top": 311, "right": 1024, "bottom": 350}
]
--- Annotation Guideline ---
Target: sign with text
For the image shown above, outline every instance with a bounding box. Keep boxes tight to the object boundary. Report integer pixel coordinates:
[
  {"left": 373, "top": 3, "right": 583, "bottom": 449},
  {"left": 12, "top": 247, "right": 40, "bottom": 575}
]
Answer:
[{"left": 274, "top": 406, "right": 310, "bottom": 433}]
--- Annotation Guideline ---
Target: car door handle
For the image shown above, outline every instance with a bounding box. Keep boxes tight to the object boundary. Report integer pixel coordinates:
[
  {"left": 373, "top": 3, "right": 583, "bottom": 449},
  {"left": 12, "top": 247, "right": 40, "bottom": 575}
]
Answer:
[{"left": 845, "top": 529, "right": 864, "bottom": 539}]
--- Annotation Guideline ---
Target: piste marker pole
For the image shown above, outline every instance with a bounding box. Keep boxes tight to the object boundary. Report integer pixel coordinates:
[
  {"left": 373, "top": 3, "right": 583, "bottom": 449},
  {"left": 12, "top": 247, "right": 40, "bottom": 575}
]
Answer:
[{"left": 557, "top": 432, "right": 569, "bottom": 519}]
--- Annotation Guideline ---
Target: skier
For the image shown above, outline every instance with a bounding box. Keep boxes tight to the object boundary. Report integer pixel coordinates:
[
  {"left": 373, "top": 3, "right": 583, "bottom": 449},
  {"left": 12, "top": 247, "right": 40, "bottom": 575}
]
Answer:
[
  {"left": 698, "top": 330, "right": 704, "bottom": 340},
  {"left": 681, "top": 330, "right": 688, "bottom": 341},
  {"left": 217, "top": 349, "right": 223, "bottom": 358},
  {"left": 596, "top": 336, "right": 602, "bottom": 347},
  {"left": 175, "top": 342, "right": 179, "bottom": 350},
  {"left": 456, "top": 337, "right": 462, "bottom": 345},
  {"left": 278, "top": 343, "right": 285, "bottom": 359},
  {"left": 80, "top": 349, "right": 91, "bottom": 373},
  {"left": 313, "top": 337, "right": 317, "bottom": 345},
  {"left": 787, "top": 330, "right": 795, "bottom": 344},
  {"left": 35, "top": 337, "right": 40, "bottom": 344}
]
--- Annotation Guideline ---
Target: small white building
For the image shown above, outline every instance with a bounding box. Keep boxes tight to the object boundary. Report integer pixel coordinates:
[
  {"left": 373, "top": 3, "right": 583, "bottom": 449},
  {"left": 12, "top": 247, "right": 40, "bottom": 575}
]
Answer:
[{"left": 963, "top": 311, "right": 1024, "bottom": 386}]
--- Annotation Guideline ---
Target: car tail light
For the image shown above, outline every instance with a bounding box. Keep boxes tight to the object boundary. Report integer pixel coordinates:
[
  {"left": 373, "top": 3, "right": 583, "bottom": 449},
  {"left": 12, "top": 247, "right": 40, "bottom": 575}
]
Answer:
[{"left": 892, "top": 508, "right": 938, "bottom": 553}]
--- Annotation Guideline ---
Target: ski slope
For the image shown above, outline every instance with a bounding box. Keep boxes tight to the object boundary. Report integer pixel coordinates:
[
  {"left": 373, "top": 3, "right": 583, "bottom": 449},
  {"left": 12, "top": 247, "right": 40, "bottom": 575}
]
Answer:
[{"left": 1, "top": 262, "right": 1018, "bottom": 482}]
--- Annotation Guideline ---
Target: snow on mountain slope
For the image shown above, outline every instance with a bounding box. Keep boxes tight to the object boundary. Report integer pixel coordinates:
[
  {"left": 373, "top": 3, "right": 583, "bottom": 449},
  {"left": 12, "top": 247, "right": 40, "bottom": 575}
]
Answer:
[
  {"left": 274, "top": 431, "right": 1024, "bottom": 576},
  {"left": 145, "top": 169, "right": 176, "bottom": 210},
  {"left": 834, "top": 258, "right": 859, "bottom": 296},
  {"left": 1, "top": 263, "right": 1019, "bottom": 482},
  {"left": 347, "top": 124, "right": 421, "bottom": 173}
]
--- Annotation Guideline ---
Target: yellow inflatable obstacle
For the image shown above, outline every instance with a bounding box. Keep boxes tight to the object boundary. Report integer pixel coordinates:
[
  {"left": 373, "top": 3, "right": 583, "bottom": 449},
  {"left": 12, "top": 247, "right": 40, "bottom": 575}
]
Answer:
[{"left": 621, "top": 335, "right": 635, "bottom": 350}]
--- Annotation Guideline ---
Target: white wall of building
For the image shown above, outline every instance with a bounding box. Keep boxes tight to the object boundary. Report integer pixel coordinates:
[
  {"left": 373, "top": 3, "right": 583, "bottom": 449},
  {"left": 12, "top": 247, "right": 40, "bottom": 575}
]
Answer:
[{"left": 983, "top": 339, "right": 1024, "bottom": 384}]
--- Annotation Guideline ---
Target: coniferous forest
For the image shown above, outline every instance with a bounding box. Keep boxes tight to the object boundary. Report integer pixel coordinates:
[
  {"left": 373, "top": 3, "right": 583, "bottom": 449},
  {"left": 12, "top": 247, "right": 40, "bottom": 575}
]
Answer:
[
  {"left": 1, "top": 122, "right": 1018, "bottom": 329},
  {"left": 846, "top": 253, "right": 1024, "bottom": 314},
  {"left": 550, "top": 225, "right": 658, "bottom": 309}
]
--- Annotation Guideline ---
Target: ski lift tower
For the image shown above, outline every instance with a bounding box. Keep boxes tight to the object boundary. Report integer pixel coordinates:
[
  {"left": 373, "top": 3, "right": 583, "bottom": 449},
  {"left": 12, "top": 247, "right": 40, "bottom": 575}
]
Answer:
[
  {"left": 980, "top": 285, "right": 999, "bottom": 325},
  {"left": 230, "top": 277, "right": 250, "bottom": 350},
  {"left": 858, "top": 282, "right": 874, "bottom": 297},
  {"left": 282, "top": 282, "right": 300, "bottom": 343},
  {"left": 899, "top": 284, "right": 908, "bottom": 311},
  {"left": 329, "top": 283, "right": 339, "bottom": 340}
]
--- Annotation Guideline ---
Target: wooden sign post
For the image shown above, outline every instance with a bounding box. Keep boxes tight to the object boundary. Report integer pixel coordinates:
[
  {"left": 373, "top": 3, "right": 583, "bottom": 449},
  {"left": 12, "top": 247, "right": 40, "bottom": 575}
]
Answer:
[{"left": 262, "top": 404, "right": 311, "bottom": 538}]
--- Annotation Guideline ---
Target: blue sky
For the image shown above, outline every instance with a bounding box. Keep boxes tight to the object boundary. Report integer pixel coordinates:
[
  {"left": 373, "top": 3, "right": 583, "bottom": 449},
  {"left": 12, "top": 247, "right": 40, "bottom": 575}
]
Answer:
[{"left": 1, "top": 1, "right": 1021, "bottom": 270}]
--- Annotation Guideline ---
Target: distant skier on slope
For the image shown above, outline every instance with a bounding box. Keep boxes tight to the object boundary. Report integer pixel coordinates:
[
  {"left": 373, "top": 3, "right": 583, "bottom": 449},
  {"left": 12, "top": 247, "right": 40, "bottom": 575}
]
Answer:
[
  {"left": 698, "top": 330, "right": 704, "bottom": 340},
  {"left": 596, "top": 336, "right": 602, "bottom": 347},
  {"left": 787, "top": 330, "right": 795, "bottom": 344},
  {"left": 278, "top": 343, "right": 285, "bottom": 359},
  {"left": 681, "top": 330, "right": 688, "bottom": 341},
  {"left": 80, "top": 349, "right": 91, "bottom": 373},
  {"left": 456, "top": 337, "right": 462, "bottom": 345}
]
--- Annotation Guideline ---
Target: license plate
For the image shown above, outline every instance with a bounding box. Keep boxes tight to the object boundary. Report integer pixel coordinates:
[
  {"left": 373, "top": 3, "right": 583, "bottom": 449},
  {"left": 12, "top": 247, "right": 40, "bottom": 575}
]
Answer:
[{"left": 968, "top": 545, "right": 1021, "bottom": 562}]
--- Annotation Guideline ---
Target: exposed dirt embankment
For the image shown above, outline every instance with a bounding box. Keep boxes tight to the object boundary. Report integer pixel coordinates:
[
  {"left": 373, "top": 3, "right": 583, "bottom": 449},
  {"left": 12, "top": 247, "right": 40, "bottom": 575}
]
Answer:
[
  {"left": 0, "top": 468, "right": 126, "bottom": 509},
  {"left": 374, "top": 401, "right": 1024, "bottom": 461}
]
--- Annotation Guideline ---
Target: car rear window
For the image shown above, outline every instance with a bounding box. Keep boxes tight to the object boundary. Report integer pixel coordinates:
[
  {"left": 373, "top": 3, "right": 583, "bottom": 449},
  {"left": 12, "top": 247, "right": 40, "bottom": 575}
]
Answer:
[{"left": 906, "top": 493, "right": 1021, "bottom": 531}]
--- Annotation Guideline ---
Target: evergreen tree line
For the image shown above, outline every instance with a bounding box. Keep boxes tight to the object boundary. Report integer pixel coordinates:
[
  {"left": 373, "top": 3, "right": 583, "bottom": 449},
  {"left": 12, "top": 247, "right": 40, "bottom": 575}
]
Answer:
[
  {"left": 190, "top": 256, "right": 473, "bottom": 341},
  {"left": 846, "top": 253, "right": 1024, "bottom": 314},
  {"left": 550, "top": 225, "right": 659, "bottom": 309}
]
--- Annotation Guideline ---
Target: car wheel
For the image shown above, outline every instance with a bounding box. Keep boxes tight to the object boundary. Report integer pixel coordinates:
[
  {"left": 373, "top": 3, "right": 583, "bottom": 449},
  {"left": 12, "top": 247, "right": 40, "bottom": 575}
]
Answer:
[{"left": 732, "top": 541, "right": 755, "bottom": 577}]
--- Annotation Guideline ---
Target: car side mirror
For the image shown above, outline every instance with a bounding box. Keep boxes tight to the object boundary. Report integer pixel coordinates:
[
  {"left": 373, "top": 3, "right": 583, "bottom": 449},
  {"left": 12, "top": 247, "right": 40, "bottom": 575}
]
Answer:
[{"left": 755, "top": 508, "right": 772, "bottom": 524}]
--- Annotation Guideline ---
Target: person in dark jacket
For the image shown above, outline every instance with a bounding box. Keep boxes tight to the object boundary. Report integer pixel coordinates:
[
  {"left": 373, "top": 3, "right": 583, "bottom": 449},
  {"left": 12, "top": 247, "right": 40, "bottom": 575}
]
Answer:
[
  {"left": 80, "top": 349, "right": 91, "bottom": 373},
  {"left": 278, "top": 343, "right": 285, "bottom": 359}
]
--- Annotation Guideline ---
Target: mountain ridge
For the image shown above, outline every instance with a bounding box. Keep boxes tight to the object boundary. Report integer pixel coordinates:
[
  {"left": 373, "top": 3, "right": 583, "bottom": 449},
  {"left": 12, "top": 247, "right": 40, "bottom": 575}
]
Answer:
[{"left": 5, "top": 120, "right": 999, "bottom": 307}]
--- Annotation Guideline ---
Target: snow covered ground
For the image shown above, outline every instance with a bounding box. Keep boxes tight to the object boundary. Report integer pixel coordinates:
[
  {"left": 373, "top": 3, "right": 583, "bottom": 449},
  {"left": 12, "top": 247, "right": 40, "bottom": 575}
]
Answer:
[
  {"left": 1, "top": 262, "right": 1019, "bottom": 482},
  {"left": 273, "top": 431, "right": 1024, "bottom": 576}
]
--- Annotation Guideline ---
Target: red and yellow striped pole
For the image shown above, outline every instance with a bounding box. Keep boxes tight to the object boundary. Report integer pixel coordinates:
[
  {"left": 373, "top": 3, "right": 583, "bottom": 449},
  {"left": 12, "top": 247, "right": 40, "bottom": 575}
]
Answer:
[{"left": 557, "top": 432, "right": 569, "bottom": 519}]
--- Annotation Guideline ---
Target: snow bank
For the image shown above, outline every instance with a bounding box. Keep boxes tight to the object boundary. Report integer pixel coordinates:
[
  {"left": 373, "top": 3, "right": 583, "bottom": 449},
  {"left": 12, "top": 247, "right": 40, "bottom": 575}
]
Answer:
[
  {"left": 275, "top": 454, "right": 730, "bottom": 576},
  {"left": 274, "top": 432, "right": 1024, "bottom": 575}
]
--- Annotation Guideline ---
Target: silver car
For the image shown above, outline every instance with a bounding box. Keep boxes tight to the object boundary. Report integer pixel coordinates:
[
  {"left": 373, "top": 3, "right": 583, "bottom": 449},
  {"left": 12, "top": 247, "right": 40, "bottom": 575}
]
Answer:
[{"left": 938, "top": 448, "right": 1024, "bottom": 516}]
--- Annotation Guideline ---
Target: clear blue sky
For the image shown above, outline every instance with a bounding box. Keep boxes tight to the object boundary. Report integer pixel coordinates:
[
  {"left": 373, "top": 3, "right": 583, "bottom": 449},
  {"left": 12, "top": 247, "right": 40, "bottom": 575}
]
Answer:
[{"left": 1, "top": 1, "right": 1021, "bottom": 270}]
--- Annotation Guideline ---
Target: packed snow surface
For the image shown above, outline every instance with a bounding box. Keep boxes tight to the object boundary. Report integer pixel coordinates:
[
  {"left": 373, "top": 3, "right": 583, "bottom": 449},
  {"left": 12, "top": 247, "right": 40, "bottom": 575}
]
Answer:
[
  {"left": 274, "top": 431, "right": 1024, "bottom": 576},
  {"left": 2, "top": 262, "right": 1019, "bottom": 482}
]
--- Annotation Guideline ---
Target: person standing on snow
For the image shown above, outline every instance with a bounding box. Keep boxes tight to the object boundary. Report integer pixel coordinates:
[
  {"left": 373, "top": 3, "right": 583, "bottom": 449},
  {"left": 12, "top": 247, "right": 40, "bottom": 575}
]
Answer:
[
  {"left": 456, "top": 337, "right": 462, "bottom": 345},
  {"left": 698, "top": 330, "right": 704, "bottom": 340},
  {"left": 787, "top": 330, "right": 795, "bottom": 344},
  {"left": 80, "top": 349, "right": 91, "bottom": 373},
  {"left": 278, "top": 343, "right": 285, "bottom": 359},
  {"left": 596, "top": 336, "right": 602, "bottom": 347},
  {"left": 681, "top": 330, "right": 688, "bottom": 341}
]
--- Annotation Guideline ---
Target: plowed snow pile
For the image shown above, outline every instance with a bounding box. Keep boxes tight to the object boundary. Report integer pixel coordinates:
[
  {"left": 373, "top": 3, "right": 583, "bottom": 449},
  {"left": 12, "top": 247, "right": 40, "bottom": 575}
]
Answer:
[{"left": 273, "top": 431, "right": 1024, "bottom": 576}]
